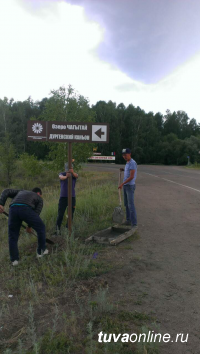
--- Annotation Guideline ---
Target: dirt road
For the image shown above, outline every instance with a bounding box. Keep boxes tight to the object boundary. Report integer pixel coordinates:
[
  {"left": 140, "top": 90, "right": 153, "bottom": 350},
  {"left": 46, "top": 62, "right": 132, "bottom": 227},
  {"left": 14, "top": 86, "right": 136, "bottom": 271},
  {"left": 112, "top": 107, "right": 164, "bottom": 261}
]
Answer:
[{"left": 85, "top": 164, "right": 200, "bottom": 354}]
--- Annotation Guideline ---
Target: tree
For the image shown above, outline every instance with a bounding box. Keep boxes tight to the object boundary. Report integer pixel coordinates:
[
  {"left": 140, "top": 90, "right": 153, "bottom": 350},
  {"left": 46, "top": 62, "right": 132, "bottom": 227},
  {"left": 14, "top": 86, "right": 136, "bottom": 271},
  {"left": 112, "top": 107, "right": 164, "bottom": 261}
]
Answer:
[
  {"left": 0, "top": 97, "right": 13, "bottom": 140},
  {"left": 40, "top": 86, "right": 95, "bottom": 170},
  {"left": 163, "top": 110, "right": 181, "bottom": 137},
  {"left": 0, "top": 135, "right": 16, "bottom": 186},
  {"left": 185, "top": 136, "right": 200, "bottom": 164}
]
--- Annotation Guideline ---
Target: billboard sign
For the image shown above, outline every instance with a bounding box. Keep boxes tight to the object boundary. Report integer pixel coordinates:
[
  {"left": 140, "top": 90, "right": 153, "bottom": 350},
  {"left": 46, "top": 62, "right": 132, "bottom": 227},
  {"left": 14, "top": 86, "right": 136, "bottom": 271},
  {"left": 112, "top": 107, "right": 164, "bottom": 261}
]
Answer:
[{"left": 27, "top": 121, "right": 109, "bottom": 144}]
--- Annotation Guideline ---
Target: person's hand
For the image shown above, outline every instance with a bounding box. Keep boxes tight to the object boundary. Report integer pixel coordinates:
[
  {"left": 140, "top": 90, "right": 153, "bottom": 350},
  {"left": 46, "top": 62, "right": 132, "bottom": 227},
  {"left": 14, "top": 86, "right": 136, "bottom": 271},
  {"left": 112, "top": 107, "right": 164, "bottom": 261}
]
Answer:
[
  {"left": 120, "top": 168, "right": 124, "bottom": 172},
  {"left": 118, "top": 184, "right": 123, "bottom": 189},
  {"left": 26, "top": 227, "right": 32, "bottom": 234},
  {"left": 66, "top": 172, "right": 71, "bottom": 178},
  {"left": 0, "top": 205, "right": 4, "bottom": 214},
  {"left": 69, "top": 168, "right": 74, "bottom": 173}
]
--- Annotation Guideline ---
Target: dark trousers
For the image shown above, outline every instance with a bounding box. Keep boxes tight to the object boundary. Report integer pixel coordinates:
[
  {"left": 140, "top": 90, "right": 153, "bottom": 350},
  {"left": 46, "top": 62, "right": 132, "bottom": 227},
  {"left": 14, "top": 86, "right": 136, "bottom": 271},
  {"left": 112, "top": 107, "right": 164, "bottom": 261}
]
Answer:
[
  {"left": 56, "top": 197, "right": 76, "bottom": 230},
  {"left": 8, "top": 206, "right": 46, "bottom": 261}
]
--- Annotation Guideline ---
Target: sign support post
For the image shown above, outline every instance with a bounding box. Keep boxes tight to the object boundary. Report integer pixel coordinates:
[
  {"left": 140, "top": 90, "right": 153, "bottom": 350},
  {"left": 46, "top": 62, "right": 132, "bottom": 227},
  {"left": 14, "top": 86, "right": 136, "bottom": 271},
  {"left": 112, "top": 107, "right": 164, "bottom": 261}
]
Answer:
[{"left": 68, "top": 142, "right": 72, "bottom": 236}]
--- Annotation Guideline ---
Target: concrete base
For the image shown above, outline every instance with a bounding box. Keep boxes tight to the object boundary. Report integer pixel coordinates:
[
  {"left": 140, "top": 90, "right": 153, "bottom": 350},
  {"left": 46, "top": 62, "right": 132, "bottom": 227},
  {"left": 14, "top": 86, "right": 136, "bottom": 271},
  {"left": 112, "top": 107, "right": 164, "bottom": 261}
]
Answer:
[{"left": 85, "top": 224, "right": 138, "bottom": 245}]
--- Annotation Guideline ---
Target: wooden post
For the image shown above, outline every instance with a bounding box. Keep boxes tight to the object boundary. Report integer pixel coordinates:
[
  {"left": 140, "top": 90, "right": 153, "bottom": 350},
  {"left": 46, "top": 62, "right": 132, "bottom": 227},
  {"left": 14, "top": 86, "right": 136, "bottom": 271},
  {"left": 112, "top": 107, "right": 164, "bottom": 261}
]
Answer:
[{"left": 68, "top": 142, "right": 72, "bottom": 236}]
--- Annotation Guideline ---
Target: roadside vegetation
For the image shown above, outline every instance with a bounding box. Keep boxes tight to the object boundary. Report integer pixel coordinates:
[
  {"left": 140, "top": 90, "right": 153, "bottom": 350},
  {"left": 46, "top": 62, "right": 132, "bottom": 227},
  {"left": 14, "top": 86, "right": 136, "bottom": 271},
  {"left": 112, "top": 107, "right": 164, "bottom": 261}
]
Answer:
[
  {"left": 185, "top": 162, "right": 200, "bottom": 169},
  {"left": 0, "top": 86, "right": 161, "bottom": 353},
  {"left": 0, "top": 167, "right": 159, "bottom": 354},
  {"left": 1, "top": 86, "right": 200, "bottom": 169}
]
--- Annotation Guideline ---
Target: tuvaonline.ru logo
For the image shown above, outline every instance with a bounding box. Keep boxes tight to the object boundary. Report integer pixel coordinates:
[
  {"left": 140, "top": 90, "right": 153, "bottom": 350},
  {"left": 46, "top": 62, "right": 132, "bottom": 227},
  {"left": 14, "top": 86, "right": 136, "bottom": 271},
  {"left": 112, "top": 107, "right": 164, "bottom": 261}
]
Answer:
[{"left": 98, "top": 331, "right": 189, "bottom": 344}]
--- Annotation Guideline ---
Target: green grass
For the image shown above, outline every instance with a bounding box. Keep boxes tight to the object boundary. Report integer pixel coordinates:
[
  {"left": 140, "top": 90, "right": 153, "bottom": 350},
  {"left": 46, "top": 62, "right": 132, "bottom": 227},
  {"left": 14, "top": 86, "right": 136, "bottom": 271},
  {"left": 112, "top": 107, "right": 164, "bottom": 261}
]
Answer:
[{"left": 185, "top": 162, "right": 200, "bottom": 169}]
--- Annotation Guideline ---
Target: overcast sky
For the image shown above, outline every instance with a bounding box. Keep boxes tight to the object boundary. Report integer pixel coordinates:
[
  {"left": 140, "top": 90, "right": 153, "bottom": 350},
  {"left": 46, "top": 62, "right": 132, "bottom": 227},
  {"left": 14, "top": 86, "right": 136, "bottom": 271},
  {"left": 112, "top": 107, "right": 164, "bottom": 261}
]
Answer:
[{"left": 1, "top": 0, "right": 200, "bottom": 121}]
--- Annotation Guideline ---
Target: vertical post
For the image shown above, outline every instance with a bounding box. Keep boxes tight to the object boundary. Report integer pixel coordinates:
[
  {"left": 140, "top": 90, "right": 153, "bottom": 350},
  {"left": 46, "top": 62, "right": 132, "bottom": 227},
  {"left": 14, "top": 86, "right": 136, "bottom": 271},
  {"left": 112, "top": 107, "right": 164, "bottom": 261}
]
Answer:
[{"left": 68, "top": 142, "right": 72, "bottom": 236}]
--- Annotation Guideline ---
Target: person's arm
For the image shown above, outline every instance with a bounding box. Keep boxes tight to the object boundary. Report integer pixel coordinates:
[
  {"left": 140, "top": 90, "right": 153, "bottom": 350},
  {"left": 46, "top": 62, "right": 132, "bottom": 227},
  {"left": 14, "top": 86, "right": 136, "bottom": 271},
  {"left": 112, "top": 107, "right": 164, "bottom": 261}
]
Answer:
[
  {"left": 0, "top": 189, "right": 20, "bottom": 213},
  {"left": 59, "top": 175, "right": 67, "bottom": 180},
  {"left": 118, "top": 170, "right": 135, "bottom": 189},
  {"left": 34, "top": 197, "right": 43, "bottom": 215},
  {"left": 59, "top": 172, "right": 70, "bottom": 180},
  {"left": 69, "top": 168, "right": 78, "bottom": 179},
  {"left": 59, "top": 172, "right": 67, "bottom": 180}
]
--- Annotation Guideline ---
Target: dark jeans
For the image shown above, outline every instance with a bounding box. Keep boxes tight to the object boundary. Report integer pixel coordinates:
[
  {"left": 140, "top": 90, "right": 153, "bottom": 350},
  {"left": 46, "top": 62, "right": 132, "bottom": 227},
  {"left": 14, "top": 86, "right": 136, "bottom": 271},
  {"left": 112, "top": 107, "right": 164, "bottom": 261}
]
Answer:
[
  {"left": 123, "top": 184, "right": 137, "bottom": 226},
  {"left": 56, "top": 197, "right": 76, "bottom": 230},
  {"left": 8, "top": 206, "right": 46, "bottom": 262}
]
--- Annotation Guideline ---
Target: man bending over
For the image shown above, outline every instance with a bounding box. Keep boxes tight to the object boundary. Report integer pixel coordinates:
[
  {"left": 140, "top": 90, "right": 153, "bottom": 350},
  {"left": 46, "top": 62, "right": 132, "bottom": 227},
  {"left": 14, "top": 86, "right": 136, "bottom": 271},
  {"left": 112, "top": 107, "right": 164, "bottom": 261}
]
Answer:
[{"left": 0, "top": 187, "right": 48, "bottom": 266}]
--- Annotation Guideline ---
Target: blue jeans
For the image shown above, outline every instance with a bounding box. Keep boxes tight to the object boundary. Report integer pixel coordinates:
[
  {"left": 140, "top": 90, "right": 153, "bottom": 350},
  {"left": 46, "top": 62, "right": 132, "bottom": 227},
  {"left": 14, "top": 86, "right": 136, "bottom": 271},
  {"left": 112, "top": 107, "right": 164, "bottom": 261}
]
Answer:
[
  {"left": 123, "top": 184, "right": 137, "bottom": 226},
  {"left": 8, "top": 206, "right": 46, "bottom": 261}
]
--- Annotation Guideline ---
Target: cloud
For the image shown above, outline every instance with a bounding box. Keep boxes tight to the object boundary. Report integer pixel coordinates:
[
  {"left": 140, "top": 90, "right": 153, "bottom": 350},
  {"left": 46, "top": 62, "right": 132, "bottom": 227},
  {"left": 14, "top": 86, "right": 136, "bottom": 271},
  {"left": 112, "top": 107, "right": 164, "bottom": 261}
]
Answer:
[
  {"left": 65, "top": 0, "right": 200, "bottom": 84},
  {"left": 0, "top": 0, "right": 200, "bottom": 122},
  {"left": 114, "top": 52, "right": 200, "bottom": 119},
  {"left": 0, "top": 0, "right": 103, "bottom": 100}
]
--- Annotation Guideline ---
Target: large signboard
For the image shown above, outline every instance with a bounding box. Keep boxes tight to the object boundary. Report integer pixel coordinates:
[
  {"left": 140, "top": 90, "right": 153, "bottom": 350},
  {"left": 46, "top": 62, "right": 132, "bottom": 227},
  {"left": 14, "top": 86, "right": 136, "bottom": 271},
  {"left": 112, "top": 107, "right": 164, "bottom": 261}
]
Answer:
[{"left": 27, "top": 121, "right": 109, "bottom": 143}]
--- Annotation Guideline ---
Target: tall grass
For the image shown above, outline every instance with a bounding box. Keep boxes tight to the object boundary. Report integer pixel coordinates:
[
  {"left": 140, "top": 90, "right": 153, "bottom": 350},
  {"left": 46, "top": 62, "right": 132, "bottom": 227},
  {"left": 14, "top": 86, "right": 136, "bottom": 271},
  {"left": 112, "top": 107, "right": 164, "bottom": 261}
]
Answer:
[
  {"left": 41, "top": 176, "right": 118, "bottom": 237},
  {"left": 0, "top": 168, "right": 139, "bottom": 354}
]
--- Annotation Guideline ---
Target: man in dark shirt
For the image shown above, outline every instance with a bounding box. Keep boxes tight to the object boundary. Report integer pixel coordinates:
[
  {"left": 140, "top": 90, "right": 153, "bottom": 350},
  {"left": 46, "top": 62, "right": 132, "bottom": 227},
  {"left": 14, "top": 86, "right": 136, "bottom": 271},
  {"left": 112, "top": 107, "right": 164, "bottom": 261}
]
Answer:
[
  {"left": 0, "top": 187, "right": 48, "bottom": 266},
  {"left": 55, "top": 164, "right": 78, "bottom": 234}
]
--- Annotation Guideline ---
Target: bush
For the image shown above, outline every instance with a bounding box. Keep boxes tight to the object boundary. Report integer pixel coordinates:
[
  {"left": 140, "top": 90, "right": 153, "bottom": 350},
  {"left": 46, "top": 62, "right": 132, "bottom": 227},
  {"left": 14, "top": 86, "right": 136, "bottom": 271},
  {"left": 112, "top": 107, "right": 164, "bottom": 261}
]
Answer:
[{"left": 20, "top": 153, "right": 42, "bottom": 177}]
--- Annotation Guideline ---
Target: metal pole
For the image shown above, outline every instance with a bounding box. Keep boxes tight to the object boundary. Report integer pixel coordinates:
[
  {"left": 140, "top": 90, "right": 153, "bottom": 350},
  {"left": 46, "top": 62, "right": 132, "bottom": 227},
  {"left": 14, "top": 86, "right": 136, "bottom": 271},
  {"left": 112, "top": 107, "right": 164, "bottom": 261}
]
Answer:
[{"left": 68, "top": 142, "right": 72, "bottom": 236}]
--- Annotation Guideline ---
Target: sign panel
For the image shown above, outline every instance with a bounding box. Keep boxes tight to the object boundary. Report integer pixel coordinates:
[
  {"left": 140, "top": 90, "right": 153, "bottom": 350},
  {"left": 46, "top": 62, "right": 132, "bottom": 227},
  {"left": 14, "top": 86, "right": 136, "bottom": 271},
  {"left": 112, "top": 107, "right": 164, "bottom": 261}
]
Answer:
[
  {"left": 27, "top": 121, "right": 109, "bottom": 143},
  {"left": 88, "top": 156, "right": 115, "bottom": 160}
]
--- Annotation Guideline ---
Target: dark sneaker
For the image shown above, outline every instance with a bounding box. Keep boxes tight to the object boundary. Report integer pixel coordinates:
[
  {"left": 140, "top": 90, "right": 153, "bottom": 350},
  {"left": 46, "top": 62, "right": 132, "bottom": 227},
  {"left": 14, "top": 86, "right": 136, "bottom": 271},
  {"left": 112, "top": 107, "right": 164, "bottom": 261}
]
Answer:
[
  {"left": 131, "top": 225, "right": 138, "bottom": 229},
  {"left": 122, "top": 220, "right": 131, "bottom": 226}
]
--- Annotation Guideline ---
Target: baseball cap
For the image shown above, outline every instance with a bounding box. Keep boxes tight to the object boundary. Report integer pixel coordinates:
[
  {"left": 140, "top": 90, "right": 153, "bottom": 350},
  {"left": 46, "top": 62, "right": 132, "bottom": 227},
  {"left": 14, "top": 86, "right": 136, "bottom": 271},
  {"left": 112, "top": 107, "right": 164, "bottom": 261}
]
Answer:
[{"left": 122, "top": 148, "right": 131, "bottom": 154}]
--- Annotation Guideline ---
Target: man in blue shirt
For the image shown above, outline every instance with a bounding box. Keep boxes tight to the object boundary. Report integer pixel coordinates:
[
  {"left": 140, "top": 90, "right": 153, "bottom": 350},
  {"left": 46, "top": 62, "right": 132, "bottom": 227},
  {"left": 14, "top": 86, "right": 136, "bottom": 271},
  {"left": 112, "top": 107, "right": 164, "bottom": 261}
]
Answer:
[
  {"left": 55, "top": 161, "right": 78, "bottom": 234},
  {"left": 118, "top": 148, "right": 137, "bottom": 228}
]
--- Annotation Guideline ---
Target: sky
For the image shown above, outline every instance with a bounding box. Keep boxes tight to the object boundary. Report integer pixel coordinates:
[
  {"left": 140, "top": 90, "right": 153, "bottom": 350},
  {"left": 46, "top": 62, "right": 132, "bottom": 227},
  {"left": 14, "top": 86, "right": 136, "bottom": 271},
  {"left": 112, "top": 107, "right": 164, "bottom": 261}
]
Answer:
[{"left": 0, "top": 0, "right": 200, "bottom": 121}]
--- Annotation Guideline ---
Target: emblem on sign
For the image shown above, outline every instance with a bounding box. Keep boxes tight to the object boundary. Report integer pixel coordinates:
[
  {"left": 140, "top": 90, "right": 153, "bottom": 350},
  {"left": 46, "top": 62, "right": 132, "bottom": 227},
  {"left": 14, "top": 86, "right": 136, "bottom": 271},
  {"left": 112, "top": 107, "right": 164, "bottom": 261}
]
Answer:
[{"left": 32, "top": 123, "right": 43, "bottom": 134}]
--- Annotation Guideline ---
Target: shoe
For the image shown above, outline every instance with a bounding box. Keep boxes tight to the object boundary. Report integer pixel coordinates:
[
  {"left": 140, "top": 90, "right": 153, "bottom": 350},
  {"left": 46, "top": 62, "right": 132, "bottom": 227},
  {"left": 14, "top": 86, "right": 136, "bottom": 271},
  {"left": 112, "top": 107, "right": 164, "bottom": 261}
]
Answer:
[
  {"left": 122, "top": 220, "right": 131, "bottom": 226},
  {"left": 131, "top": 225, "right": 138, "bottom": 229},
  {"left": 52, "top": 228, "right": 61, "bottom": 237},
  {"left": 12, "top": 260, "right": 19, "bottom": 266},
  {"left": 37, "top": 249, "right": 49, "bottom": 258},
  {"left": 52, "top": 233, "right": 59, "bottom": 238}
]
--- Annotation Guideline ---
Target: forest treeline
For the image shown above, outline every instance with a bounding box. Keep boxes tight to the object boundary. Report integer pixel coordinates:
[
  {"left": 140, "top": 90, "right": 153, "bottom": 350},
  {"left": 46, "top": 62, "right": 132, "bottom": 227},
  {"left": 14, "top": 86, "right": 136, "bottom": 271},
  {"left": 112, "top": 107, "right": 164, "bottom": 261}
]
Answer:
[{"left": 0, "top": 86, "right": 200, "bottom": 166}]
